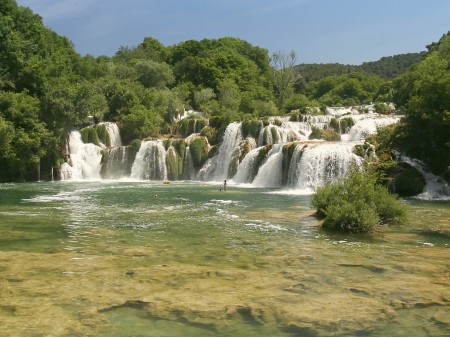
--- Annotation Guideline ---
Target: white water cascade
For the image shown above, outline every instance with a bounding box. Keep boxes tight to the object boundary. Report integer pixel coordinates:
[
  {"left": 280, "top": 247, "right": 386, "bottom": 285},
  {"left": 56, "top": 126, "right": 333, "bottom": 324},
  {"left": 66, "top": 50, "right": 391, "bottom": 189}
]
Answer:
[
  {"left": 61, "top": 123, "right": 123, "bottom": 180},
  {"left": 102, "top": 122, "right": 122, "bottom": 147},
  {"left": 130, "top": 140, "right": 167, "bottom": 180},
  {"left": 288, "top": 142, "right": 363, "bottom": 192},
  {"left": 60, "top": 131, "right": 103, "bottom": 180},
  {"left": 347, "top": 115, "right": 401, "bottom": 141},
  {"left": 252, "top": 144, "right": 284, "bottom": 188},
  {"left": 394, "top": 152, "right": 450, "bottom": 200},
  {"left": 199, "top": 122, "right": 243, "bottom": 181},
  {"left": 59, "top": 106, "right": 427, "bottom": 198},
  {"left": 231, "top": 146, "right": 263, "bottom": 184}
]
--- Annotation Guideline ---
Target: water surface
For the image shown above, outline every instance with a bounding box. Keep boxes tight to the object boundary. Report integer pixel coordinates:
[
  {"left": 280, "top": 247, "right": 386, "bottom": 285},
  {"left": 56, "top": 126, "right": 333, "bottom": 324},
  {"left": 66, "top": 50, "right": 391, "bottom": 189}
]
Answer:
[{"left": 0, "top": 181, "right": 449, "bottom": 336}]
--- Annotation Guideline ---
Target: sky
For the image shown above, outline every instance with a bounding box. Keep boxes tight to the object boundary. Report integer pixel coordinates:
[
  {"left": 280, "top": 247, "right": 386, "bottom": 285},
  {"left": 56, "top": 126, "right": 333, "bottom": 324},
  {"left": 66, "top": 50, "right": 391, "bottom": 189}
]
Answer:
[{"left": 15, "top": 0, "right": 450, "bottom": 65}]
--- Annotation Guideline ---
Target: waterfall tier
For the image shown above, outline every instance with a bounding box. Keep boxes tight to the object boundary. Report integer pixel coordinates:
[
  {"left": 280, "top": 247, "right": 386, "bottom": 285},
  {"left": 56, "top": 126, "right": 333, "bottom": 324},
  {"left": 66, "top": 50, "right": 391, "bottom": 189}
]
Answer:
[{"left": 58, "top": 109, "right": 446, "bottom": 200}]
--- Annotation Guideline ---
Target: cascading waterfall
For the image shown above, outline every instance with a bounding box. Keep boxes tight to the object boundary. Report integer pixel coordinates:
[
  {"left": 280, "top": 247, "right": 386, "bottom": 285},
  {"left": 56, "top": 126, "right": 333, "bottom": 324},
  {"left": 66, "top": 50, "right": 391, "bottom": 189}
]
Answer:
[
  {"left": 252, "top": 144, "right": 284, "bottom": 188},
  {"left": 199, "top": 122, "right": 243, "bottom": 181},
  {"left": 231, "top": 146, "right": 264, "bottom": 184},
  {"left": 130, "top": 141, "right": 167, "bottom": 180},
  {"left": 347, "top": 116, "right": 401, "bottom": 141},
  {"left": 394, "top": 152, "right": 450, "bottom": 200},
  {"left": 288, "top": 143, "right": 363, "bottom": 191},
  {"left": 60, "top": 131, "right": 103, "bottom": 180},
  {"left": 58, "top": 106, "right": 445, "bottom": 199},
  {"left": 61, "top": 122, "right": 123, "bottom": 180},
  {"left": 102, "top": 122, "right": 122, "bottom": 147},
  {"left": 258, "top": 124, "right": 304, "bottom": 146},
  {"left": 183, "top": 146, "right": 196, "bottom": 180},
  {"left": 101, "top": 146, "right": 135, "bottom": 179}
]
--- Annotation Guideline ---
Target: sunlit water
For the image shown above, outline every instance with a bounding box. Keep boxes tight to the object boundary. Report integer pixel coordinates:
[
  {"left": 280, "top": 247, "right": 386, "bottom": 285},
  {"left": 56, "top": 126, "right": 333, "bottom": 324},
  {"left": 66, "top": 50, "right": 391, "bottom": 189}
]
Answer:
[{"left": 0, "top": 181, "right": 449, "bottom": 336}]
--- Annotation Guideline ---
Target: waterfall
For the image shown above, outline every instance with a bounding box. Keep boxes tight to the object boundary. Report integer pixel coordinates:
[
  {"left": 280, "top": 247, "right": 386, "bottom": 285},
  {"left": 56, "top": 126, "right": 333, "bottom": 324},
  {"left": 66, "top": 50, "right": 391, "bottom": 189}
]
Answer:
[
  {"left": 394, "top": 152, "right": 450, "bottom": 200},
  {"left": 347, "top": 116, "right": 401, "bottom": 141},
  {"left": 60, "top": 131, "right": 103, "bottom": 180},
  {"left": 288, "top": 143, "right": 363, "bottom": 191},
  {"left": 103, "top": 122, "right": 122, "bottom": 147},
  {"left": 183, "top": 146, "right": 196, "bottom": 180},
  {"left": 130, "top": 141, "right": 167, "bottom": 180},
  {"left": 200, "top": 122, "right": 243, "bottom": 181},
  {"left": 231, "top": 146, "right": 263, "bottom": 184},
  {"left": 252, "top": 145, "right": 284, "bottom": 188},
  {"left": 101, "top": 146, "right": 135, "bottom": 179}
]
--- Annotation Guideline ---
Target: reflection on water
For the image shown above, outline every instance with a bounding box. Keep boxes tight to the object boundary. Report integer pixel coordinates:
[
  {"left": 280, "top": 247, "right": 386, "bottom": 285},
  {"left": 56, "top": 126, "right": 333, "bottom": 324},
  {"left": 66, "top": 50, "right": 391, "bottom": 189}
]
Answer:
[{"left": 0, "top": 181, "right": 449, "bottom": 336}]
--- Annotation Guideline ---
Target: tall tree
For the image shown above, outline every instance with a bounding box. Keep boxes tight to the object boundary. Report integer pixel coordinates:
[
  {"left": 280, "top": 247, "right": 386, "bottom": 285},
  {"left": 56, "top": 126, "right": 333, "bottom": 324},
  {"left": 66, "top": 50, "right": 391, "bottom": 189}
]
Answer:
[{"left": 270, "top": 50, "right": 297, "bottom": 111}]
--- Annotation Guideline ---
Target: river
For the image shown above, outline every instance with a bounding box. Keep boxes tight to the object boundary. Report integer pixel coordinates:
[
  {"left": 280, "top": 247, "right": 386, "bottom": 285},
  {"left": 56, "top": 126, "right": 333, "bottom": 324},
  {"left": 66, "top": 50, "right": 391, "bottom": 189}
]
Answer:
[{"left": 0, "top": 181, "right": 449, "bottom": 336}]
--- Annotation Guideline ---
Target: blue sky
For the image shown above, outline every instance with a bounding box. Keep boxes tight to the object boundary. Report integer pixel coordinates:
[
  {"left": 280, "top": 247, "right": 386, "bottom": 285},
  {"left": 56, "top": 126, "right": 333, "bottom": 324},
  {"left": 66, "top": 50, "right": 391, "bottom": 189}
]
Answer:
[{"left": 16, "top": 0, "right": 450, "bottom": 65}]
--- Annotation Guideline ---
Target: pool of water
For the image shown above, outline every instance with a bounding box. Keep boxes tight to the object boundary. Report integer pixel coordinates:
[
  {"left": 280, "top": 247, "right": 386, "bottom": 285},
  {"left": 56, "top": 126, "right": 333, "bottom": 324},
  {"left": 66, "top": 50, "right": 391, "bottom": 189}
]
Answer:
[{"left": 0, "top": 181, "right": 449, "bottom": 336}]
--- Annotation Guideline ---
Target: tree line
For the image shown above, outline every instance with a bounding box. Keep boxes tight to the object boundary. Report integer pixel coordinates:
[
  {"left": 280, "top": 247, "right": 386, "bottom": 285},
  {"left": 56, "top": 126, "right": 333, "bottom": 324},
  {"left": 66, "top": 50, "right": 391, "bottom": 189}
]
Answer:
[{"left": 0, "top": 0, "right": 448, "bottom": 183}]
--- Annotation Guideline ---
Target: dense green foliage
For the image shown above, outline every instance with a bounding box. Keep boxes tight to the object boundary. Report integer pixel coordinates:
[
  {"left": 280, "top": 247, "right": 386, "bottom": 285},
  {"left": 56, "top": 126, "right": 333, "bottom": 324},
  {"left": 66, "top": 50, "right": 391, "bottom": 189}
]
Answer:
[
  {"left": 0, "top": 0, "right": 447, "bottom": 184},
  {"left": 294, "top": 52, "right": 425, "bottom": 83},
  {"left": 312, "top": 165, "right": 407, "bottom": 232},
  {"left": 391, "top": 32, "right": 450, "bottom": 181}
]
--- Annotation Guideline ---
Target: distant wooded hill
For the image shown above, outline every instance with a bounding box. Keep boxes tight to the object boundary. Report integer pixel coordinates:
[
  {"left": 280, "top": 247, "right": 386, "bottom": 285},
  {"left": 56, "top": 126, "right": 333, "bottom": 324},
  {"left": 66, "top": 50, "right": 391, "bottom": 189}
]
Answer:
[{"left": 295, "top": 52, "right": 427, "bottom": 82}]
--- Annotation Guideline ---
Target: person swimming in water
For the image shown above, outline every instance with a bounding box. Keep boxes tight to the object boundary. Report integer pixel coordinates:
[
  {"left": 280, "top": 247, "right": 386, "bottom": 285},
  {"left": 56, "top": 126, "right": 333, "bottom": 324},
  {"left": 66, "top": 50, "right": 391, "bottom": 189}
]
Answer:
[{"left": 223, "top": 180, "right": 227, "bottom": 191}]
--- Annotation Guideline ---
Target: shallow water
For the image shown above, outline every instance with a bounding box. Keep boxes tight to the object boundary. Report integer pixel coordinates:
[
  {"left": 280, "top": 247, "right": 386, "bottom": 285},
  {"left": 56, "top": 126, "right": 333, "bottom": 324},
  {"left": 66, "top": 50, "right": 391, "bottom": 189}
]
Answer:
[{"left": 0, "top": 181, "right": 449, "bottom": 336}]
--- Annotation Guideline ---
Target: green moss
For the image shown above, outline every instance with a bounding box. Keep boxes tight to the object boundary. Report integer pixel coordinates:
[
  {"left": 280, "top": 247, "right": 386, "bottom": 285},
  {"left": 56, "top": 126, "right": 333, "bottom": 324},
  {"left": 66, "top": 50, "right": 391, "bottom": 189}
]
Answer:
[
  {"left": 80, "top": 126, "right": 100, "bottom": 146},
  {"left": 282, "top": 142, "right": 301, "bottom": 185},
  {"left": 270, "top": 127, "right": 279, "bottom": 144},
  {"left": 322, "top": 129, "right": 341, "bottom": 141},
  {"left": 95, "top": 124, "right": 112, "bottom": 147},
  {"left": 208, "top": 145, "right": 219, "bottom": 159},
  {"left": 329, "top": 118, "right": 340, "bottom": 133},
  {"left": 242, "top": 118, "right": 262, "bottom": 139},
  {"left": 166, "top": 147, "right": 180, "bottom": 180},
  {"left": 308, "top": 127, "right": 323, "bottom": 140},
  {"left": 131, "top": 139, "right": 141, "bottom": 152},
  {"left": 249, "top": 145, "right": 272, "bottom": 180},
  {"left": 189, "top": 137, "right": 209, "bottom": 169},
  {"left": 200, "top": 126, "right": 219, "bottom": 145},
  {"left": 339, "top": 117, "right": 355, "bottom": 134}
]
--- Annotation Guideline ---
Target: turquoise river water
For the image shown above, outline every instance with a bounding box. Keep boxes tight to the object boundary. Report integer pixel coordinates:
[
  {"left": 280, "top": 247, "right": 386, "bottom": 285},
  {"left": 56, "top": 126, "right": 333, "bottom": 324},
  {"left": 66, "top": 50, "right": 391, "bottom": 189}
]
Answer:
[{"left": 0, "top": 181, "right": 449, "bottom": 336}]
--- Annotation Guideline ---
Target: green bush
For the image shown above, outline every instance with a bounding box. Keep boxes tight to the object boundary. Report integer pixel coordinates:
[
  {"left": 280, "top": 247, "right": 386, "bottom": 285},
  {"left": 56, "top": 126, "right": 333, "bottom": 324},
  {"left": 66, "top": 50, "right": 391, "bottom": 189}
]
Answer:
[
  {"left": 308, "top": 127, "right": 323, "bottom": 140},
  {"left": 242, "top": 117, "right": 262, "bottom": 139},
  {"left": 312, "top": 165, "right": 407, "bottom": 232}
]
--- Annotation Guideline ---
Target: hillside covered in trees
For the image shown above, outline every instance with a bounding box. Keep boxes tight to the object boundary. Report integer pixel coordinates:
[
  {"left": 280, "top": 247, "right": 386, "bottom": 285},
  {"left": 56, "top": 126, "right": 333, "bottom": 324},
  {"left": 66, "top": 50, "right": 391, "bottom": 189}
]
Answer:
[
  {"left": 0, "top": 0, "right": 448, "bottom": 183},
  {"left": 295, "top": 52, "right": 426, "bottom": 83}
]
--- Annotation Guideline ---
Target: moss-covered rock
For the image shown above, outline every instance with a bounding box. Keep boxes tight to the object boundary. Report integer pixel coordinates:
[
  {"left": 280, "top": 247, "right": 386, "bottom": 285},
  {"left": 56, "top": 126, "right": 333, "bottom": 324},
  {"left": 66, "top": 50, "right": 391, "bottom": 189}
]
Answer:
[
  {"left": 166, "top": 146, "right": 180, "bottom": 180},
  {"left": 177, "top": 116, "right": 208, "bottom": 137},
  {"left": 242, "top": 118, "right": 262, "bottom": 139},
  {"left": 321, "top": 129, "right": 341, "bottom": 141},
  {"left": 308, "top": 127, "right": 341, "bottom": 141},
  {"left": 80, "top": 126, "right": 100, "bottom": 146},
  {"left": 308, "top": 127, "right": 323, "bottom": 140},
  {"left": 282, "top": 142, "right": 301, "bottom": 185},
  {"left": 200, "top": 126, "right": 219, "bottom": 146},
  {"left": 387, "top": 162, "right": 426, "bottom": 197},
  {"left": 249, "top": 145, "right": 272, "bottom": 180},
  {"left": 95, "top": 124, "right": 112, "bottom": 147},
  {"left": 189, "top": 137, "right": 209, "bottom": 169}
]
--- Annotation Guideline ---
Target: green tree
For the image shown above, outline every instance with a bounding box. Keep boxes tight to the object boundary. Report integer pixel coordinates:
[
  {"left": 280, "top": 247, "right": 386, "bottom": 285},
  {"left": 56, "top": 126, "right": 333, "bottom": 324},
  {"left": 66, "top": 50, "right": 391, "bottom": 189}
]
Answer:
[
  {"left": 135, "top": 60, "right": 174, "bottom": 88},
  {"left": 392, "top": 32, "right": 450, "bottom": 180},
  {"left": 119, "top": 104, "right": 163, "bottom": 143},
  {"left": 270, "top": 50, "right": 297, "bottom": 110}
]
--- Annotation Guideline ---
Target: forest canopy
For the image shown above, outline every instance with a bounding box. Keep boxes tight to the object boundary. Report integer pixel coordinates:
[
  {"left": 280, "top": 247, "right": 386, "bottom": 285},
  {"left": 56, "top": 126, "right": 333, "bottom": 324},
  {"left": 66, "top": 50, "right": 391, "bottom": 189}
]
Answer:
[{"left": 0, "top": 0, "right": 448, "bottom": 182}]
